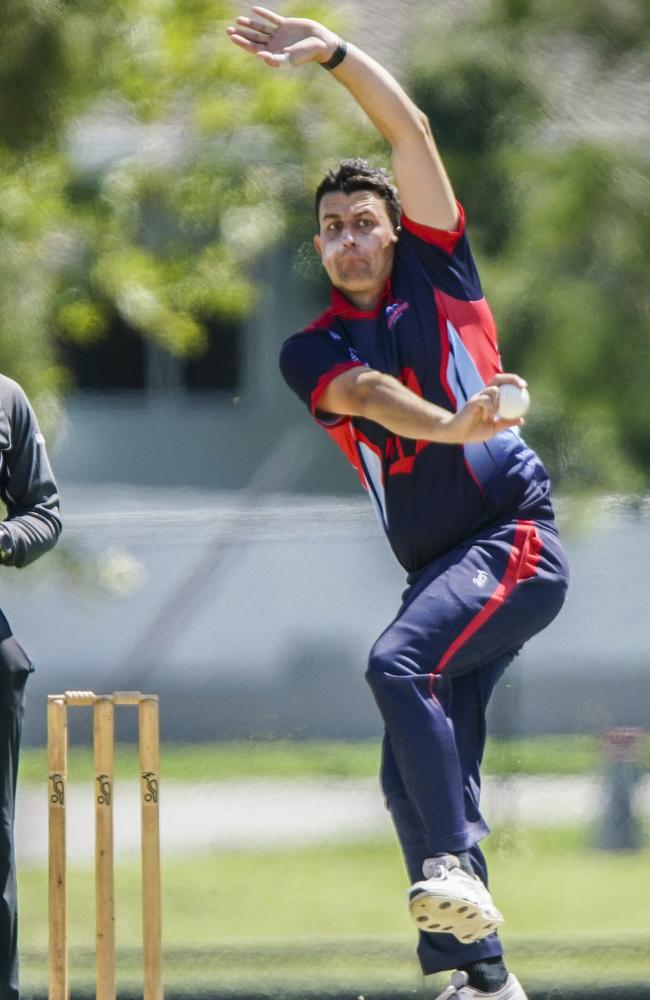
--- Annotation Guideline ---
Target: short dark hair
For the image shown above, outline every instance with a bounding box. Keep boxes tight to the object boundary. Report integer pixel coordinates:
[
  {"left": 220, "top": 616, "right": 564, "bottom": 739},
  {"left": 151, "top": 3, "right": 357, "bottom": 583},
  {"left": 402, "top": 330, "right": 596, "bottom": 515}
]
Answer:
[{"left": 314, "top": 158, "right": 401, "bottom": 233}]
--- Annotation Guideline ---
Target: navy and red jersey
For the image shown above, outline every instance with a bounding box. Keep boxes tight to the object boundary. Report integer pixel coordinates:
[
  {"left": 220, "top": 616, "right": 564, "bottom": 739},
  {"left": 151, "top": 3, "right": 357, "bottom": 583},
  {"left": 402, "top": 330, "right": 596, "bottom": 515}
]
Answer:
[{"left": 279, "top": 204, "right": 554, "bottom": 574}]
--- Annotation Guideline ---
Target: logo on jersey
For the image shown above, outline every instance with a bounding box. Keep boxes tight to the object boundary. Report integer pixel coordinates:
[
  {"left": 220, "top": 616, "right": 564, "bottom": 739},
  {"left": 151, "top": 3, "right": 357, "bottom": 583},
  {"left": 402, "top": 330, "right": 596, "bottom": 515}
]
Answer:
[
  {"left": 385, "top": 300, "right": 410, "bottom": 330},
  {"left": 472, "top": 570, "right": 489, "bottom": 588},
  {"left": 328, "top": 330, "right": 342, "bottom": 341}
]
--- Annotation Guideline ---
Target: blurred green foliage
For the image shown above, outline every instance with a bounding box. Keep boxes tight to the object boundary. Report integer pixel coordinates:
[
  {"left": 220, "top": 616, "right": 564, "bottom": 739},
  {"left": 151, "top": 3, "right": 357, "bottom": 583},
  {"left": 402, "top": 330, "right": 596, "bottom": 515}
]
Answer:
[
  {"left": 0, "top": 0, "right": 366, "bottom": 428},
  {"left": 408, "top": 0, "right": 650, "bottom": 491}
]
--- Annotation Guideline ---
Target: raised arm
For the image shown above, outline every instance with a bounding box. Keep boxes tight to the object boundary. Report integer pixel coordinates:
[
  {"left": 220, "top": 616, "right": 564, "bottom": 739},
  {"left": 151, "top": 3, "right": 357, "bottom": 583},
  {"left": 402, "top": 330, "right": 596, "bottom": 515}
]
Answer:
[{"left": 226, "top": 6, "right": 458, "bottom": 229}]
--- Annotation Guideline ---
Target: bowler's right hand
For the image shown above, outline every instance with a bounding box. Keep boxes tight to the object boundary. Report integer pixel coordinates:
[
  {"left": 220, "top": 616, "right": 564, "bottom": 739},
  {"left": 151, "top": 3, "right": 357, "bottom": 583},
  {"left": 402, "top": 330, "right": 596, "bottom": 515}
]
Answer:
[
  {"left": 442, "top": 375, "right": 526, "bottom": 445},
  {"left": 226, "top": 5, "right": 339, "bottom": 68}
]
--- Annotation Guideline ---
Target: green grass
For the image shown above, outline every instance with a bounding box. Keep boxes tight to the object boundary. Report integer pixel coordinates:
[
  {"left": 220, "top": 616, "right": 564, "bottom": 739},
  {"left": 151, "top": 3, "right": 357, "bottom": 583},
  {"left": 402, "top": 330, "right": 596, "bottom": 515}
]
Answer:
[
  {"left": 19, "top": 827, "right": 650, "bottom": 993},
  {"left": 21, "top": 733, "right": 650, "bottom": 783}
]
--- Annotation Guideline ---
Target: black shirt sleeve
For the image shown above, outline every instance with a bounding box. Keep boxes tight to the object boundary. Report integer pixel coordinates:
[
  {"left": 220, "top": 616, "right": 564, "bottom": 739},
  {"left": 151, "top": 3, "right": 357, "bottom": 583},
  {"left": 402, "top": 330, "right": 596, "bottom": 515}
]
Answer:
[{"left": 0, "top": 376, "right": 62, "bottom": 567}]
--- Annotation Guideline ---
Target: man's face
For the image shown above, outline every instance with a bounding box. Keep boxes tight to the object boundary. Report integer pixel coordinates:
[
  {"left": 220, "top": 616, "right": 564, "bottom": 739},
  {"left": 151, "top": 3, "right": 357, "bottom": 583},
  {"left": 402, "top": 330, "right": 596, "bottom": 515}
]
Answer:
[{"left": 314, "top": 190, "right": 398, "bottom": 298}]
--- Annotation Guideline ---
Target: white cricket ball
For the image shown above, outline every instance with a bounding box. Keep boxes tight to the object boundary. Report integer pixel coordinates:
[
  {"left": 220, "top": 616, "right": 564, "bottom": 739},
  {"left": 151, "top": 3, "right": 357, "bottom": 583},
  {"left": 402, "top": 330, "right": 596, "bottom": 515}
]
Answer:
[{"left": 498, "top": 383, "right": 530, "bottom": 419}]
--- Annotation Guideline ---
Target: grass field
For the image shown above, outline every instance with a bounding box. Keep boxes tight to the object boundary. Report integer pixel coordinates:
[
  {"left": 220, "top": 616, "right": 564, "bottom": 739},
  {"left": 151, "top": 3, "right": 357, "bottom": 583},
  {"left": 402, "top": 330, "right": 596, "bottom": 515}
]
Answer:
[
  {"left": 19, "top": 826, "right": 650, "bottom": 994},
  {"left": 19, "top": 732, "right": 650, "bottom": 783}
]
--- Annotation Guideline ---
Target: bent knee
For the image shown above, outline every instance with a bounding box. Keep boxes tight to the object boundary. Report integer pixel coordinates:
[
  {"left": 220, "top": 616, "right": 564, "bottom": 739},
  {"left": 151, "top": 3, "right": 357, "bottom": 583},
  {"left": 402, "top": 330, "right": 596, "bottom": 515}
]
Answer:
[
  {"left": 527, "top": 571, "right": 569, "bottom": 633},
  {"left": 366, "top": 635, "right": 410, "bottom": 691},
  {"left": 366, "top": 637, "right": 432, "bottom": 693},
  {"left": 365, "top": 644, "right": 389, "bottom": 691}
]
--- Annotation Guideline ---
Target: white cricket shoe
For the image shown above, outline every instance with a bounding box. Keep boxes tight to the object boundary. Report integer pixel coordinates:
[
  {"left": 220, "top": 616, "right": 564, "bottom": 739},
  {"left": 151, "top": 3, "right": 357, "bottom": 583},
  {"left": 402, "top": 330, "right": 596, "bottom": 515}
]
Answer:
[
  {"left": 433, "top": 970, "right": 528, "bottom": 999},
  {"left": 407, "top": 854, "right": 504, "bottom": 944}
]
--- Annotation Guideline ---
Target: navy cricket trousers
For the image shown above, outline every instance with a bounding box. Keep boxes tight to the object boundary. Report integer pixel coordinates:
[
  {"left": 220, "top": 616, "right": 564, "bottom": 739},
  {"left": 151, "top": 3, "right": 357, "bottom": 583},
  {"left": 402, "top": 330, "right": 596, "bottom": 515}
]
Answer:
[
  {"left": 0, "top": 610, "right": 33, "bottom": 1000},
  {"left": 365, "top": 517, "right": 569, "bottom": 975}
]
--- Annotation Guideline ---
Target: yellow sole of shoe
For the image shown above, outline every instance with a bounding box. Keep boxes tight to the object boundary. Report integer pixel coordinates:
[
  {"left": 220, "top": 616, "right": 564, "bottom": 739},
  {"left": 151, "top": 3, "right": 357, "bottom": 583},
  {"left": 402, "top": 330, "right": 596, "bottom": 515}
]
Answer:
[{"left": 408, "top": 890, "right": 503, "bottom": 943}]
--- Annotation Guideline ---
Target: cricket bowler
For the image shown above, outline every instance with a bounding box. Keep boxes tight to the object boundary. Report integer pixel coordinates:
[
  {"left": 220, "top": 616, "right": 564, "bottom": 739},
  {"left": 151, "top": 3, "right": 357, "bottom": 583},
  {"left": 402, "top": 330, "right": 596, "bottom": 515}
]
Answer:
[{"left": 228, "top": 9, "right": 569, "bottom": 998}]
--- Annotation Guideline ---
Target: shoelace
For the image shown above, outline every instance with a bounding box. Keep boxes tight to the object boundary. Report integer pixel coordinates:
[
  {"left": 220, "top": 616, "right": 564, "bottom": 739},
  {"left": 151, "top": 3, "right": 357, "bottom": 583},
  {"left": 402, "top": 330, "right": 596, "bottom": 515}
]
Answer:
[
  {"left": 422, "top": 854, "right": 459, "bottom": 880},
  {"left": 433, "top": 971, "right": 469, "bottom": 1000}
]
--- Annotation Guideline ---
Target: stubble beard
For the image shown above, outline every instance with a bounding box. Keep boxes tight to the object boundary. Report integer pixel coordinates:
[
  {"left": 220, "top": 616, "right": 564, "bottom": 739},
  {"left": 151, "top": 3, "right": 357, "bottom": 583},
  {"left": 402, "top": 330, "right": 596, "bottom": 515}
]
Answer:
[{"left": 334, "top": 256, "right": 374, "bottom": 286}]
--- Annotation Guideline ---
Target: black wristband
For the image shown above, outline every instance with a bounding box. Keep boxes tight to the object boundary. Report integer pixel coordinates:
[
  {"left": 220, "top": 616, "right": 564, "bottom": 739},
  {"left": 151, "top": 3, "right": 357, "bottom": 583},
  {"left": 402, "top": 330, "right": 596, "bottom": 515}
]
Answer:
[{"left": 320, "top": 39, "right": 348, "bottom": 70}]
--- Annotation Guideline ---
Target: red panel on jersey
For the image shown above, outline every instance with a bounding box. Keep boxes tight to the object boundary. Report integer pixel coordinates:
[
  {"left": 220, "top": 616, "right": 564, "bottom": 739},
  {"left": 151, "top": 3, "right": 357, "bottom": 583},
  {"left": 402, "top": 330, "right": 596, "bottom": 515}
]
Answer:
[
  {"left": 435, "top": 289, "right": 502, "bottom": 386},
  {"left": 401, "top": 202, "right": 466, "bottom": 255},
  {"left": 330, "top": 282, "right": 391, "bottom": 320},
  {"left": 324, "top": 420, "right": 367, "bottom": 488}
]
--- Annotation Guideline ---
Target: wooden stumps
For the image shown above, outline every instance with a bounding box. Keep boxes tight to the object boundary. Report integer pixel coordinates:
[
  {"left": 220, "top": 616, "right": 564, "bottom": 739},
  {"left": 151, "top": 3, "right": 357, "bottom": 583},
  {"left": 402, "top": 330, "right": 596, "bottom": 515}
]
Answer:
[{"left": 47, "top": 691, "right": 162, "bottom": 1000}]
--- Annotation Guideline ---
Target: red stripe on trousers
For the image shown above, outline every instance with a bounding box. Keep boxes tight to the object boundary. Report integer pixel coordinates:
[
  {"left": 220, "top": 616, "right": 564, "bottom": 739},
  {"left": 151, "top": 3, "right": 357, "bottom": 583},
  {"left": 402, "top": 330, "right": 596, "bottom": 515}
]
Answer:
[{"left": 429, "top": 520, "right": 542, "bottom": 687}]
